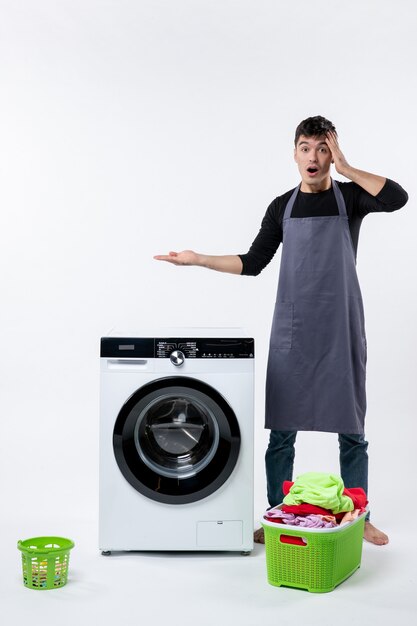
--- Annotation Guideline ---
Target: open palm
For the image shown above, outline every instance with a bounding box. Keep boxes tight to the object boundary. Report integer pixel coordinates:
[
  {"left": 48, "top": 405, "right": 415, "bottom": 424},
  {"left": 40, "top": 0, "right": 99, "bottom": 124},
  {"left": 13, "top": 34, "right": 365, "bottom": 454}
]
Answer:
[{"left": 153, "top": 250, "right": 199, "bottom": 266}]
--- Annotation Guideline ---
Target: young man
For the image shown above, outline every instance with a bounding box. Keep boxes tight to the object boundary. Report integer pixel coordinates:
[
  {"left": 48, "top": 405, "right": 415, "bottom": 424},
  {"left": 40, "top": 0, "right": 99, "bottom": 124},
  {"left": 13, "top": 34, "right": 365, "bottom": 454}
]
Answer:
[{"left": 154, "top": 116, "right": 408, "bottom": 545}]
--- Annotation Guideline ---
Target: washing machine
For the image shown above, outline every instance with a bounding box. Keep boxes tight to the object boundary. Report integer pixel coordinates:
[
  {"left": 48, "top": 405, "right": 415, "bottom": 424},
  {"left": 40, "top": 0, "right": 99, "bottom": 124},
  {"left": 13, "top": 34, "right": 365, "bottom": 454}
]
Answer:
[{"left": 99, "top": 330, "right": 254, "bottom": 554}]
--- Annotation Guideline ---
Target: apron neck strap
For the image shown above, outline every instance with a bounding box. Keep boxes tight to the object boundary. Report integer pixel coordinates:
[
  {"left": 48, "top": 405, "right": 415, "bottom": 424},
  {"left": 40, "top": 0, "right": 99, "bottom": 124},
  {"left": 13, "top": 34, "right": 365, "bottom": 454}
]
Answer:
[{"left": 332, "top": 179, "right": 348, "bottom": 217}]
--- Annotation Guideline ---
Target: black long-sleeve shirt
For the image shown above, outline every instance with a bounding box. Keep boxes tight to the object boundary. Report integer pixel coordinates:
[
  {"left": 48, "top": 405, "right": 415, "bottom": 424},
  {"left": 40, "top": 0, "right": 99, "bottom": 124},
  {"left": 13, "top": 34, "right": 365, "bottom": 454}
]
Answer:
[{"left": 239, "top": 179, "right": 408, "bottom": 276}]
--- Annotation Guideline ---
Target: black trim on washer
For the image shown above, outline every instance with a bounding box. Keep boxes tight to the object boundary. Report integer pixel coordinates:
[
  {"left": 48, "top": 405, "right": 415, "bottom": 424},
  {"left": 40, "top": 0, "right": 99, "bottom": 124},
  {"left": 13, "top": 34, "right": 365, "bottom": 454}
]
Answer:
[{"left": 113, "top": 377, "right": 241, "bottom": 504}]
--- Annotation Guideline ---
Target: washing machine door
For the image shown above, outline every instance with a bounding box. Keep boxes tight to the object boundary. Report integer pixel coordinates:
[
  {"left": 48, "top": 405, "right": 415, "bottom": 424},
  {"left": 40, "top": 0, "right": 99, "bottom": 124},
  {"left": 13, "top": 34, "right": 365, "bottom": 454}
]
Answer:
[{"left": 113, "top": 377, "right": 241, "bottom": 504}]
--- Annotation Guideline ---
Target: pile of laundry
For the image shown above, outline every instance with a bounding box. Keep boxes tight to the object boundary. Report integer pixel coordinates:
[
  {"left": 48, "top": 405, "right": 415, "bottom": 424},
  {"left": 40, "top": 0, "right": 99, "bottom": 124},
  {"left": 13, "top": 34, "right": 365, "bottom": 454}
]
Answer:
[{"left": 264, "top": 472, "right": 368, "bottom": 529}]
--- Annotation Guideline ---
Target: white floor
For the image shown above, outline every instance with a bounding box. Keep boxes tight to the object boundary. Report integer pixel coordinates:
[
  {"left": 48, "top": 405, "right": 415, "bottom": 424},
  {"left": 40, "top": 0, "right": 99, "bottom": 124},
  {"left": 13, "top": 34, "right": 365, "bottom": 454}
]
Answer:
[{"left": 3, "top": 514, "right": 416, "bottom": 626}]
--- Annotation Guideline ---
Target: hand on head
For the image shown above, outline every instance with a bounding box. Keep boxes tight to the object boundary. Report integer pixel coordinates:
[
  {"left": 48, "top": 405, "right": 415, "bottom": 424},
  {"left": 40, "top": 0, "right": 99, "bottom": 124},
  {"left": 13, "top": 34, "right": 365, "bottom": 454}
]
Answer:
[{"left": 325, "top": 131, "right": 350, "bottom": 174}]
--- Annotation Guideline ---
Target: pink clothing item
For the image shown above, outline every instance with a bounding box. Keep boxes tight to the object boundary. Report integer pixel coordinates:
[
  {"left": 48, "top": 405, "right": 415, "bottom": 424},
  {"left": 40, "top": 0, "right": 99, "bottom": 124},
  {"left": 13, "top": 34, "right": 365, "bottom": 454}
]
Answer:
[{"left": 264, "top": 510, "right": 337, "bottom": 528}]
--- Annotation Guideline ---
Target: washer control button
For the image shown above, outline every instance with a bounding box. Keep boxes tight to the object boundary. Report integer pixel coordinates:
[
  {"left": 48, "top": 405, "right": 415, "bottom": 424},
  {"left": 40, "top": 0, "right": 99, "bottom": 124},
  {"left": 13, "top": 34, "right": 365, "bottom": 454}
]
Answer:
[{"left": 170, "top": 350, "right": 185, "bottom": 366}]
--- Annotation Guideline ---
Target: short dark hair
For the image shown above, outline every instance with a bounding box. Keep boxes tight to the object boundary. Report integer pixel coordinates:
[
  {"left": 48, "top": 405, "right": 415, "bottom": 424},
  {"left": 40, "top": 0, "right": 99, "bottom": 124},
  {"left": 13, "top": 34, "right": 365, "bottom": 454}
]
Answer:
[{"left": 294, "top": 115, "right": 336, "bottom": 146}]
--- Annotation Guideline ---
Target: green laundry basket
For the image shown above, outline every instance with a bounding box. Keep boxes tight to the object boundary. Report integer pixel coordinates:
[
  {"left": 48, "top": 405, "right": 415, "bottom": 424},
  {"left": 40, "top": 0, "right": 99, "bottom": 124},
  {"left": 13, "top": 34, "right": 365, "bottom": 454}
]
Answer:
[
  {"left": 262, "top": 508, "right": 366, "bottom": 593},
  {"left": 17, "top": 536, "right": 74, "bottom": 590}
]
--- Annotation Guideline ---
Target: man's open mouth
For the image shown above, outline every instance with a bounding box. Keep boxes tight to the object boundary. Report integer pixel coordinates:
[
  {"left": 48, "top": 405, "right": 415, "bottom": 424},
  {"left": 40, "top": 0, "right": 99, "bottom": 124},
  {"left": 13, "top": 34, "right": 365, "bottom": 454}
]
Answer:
[{"left": 307, "top": 167, "right": 319, "bottom": 174}]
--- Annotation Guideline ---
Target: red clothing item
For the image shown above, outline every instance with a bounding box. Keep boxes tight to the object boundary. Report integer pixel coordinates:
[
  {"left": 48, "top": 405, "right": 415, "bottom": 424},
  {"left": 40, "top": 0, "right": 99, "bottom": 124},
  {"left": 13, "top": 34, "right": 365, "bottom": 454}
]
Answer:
[
  {"left": 343, "top": 487, "right": 368, "bottom": 509},
  {"left": 282, "top": 503, "right": 343, "bottom": 517}
]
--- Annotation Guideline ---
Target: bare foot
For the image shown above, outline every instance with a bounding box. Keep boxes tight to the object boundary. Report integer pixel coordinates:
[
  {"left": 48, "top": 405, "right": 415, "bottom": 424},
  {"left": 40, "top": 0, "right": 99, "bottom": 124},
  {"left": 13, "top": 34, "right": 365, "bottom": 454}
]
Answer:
[
  {"left": 254, "top": 528, "right": 265, "bottom": 544},
  {"left": 364, "top": 521, "right": 389, "bottom": 545}
]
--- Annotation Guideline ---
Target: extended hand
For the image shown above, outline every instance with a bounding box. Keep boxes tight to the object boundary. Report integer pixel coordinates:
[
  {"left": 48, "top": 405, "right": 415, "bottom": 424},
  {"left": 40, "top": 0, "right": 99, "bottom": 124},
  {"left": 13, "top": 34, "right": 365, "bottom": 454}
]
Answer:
[
  {"left": 325, "top": 131, "right": 351, "bottom": 176},
  {"left": 153, "top": 250, "right": 200, "bottom": 266}
]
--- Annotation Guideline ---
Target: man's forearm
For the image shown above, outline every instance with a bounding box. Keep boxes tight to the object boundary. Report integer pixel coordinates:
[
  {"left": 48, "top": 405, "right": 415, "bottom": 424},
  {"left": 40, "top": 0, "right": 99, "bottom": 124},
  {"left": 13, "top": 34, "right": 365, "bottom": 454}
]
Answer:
[
  {"left": 197, "top": 254, "right": 243, "bottom": 274},
  {"left": 338, "top": 165, "right": 386, "bottom": 197}
]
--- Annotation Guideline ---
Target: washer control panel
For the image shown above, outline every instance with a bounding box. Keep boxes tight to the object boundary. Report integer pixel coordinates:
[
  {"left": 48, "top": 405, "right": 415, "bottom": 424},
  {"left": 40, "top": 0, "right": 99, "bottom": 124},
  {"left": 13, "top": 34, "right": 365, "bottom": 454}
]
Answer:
[
  {"left": 157, "top": 338, "right": 254, "bottom": 359},
  {"left": 157, "top": 341, "right": 197, "bottom": 359},
  {"left": 101, "top": 337, "right": 254, "bottom": 359}
]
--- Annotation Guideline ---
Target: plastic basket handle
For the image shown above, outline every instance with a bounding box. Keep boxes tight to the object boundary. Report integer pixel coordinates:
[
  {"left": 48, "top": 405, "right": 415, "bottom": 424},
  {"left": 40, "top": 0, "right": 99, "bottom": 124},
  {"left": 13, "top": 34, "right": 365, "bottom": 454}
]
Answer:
[{"left": 279, "top": 534, "right": 307, "bottom": 546}]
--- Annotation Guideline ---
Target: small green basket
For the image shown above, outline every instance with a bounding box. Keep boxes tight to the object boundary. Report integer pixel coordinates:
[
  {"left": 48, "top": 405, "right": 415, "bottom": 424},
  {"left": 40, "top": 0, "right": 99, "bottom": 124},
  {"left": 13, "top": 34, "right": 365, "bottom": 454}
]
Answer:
[
  {"left": 262, "top": 509, "right": 366, "bottom": 593},
  {"left": 17, "top": 536, "right": 74, "bottom": 590}
]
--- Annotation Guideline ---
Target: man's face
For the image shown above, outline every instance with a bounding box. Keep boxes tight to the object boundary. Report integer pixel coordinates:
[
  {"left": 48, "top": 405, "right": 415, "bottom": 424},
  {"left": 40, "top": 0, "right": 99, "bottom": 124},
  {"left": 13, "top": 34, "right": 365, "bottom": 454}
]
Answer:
[{"left": 294, "top": 134, "right": 333, "bottom": 189}]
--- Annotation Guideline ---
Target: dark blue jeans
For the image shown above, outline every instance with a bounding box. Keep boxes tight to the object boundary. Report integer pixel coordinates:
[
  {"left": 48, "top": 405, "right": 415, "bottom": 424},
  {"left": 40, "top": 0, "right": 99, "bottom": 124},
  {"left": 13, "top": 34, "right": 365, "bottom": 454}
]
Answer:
[{"left": 265, "top": 430, "right": 370, "bottom": 519}]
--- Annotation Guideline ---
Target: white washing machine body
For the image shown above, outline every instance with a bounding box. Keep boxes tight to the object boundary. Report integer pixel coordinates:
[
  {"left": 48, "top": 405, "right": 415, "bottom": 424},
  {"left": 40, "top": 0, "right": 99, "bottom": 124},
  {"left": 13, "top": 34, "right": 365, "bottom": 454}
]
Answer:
[{"left": 99, "top": 332, "right": 254, "bottom": 553}]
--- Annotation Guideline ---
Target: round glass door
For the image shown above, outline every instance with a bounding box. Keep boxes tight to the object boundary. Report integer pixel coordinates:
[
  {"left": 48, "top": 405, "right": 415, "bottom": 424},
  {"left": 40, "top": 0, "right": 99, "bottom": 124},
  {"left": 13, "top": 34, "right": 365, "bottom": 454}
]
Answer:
[
  {"left": 113, "top": 377, "right": 240, "bottom": 504},
  {"left": 135, "top": 394, "right": 220, "bottom": 479}
]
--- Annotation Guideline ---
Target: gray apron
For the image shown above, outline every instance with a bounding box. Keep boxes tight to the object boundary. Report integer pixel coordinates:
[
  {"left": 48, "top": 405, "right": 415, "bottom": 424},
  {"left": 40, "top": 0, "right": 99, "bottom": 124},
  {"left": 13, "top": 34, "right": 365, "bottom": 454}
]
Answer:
[{"left": 265, "top": 180, "right": 366, "bottom": 434}]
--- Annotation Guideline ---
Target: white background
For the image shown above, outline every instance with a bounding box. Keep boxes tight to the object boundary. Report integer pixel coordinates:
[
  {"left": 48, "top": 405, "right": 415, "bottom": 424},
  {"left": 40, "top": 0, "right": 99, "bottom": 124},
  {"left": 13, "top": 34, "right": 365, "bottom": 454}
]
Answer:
[{"left": 1, "top": 0, "right": 416, "bottom": 622}]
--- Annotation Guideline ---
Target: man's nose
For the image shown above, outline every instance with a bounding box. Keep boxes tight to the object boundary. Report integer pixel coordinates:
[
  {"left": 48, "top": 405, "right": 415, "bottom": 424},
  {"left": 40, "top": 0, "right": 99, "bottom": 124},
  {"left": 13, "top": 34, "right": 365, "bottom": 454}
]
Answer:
[{"left": 309, "top": 152, "right": 318, "bottom": 162}]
